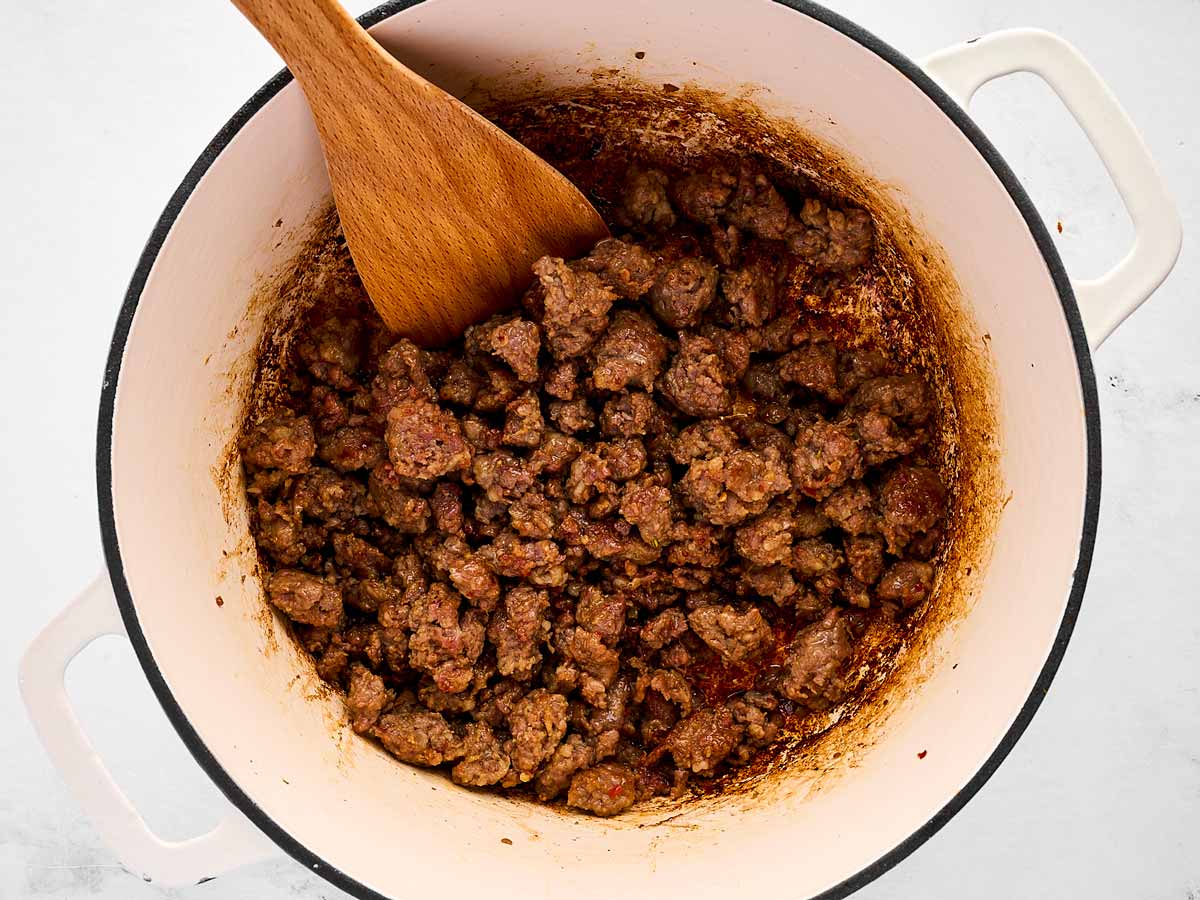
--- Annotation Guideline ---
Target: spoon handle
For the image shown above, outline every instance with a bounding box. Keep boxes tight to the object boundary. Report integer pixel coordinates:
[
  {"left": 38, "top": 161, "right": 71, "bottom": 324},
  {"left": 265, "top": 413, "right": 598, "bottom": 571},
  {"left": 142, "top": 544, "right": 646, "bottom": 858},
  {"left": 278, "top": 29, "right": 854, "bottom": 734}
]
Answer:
[{"left": 231, "top": 0, "right": 402, "bottom": 103}]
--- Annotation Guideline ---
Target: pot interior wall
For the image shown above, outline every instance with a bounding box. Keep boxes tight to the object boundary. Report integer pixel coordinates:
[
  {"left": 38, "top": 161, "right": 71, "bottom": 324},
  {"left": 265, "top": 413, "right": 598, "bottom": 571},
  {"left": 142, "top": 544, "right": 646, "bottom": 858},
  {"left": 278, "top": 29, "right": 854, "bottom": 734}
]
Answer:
[{"left": 107, "top": 1, "right": 1090, "bottom": 897}]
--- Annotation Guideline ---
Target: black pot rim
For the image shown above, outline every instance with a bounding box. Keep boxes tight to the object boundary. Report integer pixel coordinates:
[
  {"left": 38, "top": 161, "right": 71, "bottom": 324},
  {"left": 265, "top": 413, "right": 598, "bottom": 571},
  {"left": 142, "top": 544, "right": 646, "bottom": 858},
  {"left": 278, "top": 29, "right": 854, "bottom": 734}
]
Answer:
[{"left": 96, "top": 1, "right": 1101, "bottom": 896}]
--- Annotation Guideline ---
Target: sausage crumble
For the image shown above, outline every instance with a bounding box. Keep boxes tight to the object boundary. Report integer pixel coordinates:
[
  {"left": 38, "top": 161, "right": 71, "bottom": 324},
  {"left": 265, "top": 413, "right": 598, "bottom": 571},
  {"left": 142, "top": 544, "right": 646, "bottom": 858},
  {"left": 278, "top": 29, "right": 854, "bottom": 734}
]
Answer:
[{"left": 241, "top": 160, "right": 947, "bottom": 816}]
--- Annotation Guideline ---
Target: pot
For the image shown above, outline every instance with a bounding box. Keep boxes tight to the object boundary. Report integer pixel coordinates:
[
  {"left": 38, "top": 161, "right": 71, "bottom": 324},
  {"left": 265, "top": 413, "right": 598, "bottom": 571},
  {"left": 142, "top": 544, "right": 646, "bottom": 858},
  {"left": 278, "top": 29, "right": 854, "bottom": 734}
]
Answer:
[{"left": 20, "top": 2, "right": 1181, "bottom": 898}]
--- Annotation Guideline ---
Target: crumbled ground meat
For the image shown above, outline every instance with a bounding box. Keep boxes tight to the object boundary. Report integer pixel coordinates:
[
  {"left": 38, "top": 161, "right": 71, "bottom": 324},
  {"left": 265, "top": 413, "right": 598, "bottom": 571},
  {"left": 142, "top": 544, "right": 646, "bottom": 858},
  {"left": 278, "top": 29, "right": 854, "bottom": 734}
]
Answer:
[
  {"left": 245, "top": 157, "right": 947, "bottom": 817},
  {"left": 688, "top": 604, "right": 774, "bottom": 662},
  {"left": 772, "top": 609, "right": 854, "bottom": 709},
  {"left": 567, "top": 762, "right": 638, "bottom": 816}
]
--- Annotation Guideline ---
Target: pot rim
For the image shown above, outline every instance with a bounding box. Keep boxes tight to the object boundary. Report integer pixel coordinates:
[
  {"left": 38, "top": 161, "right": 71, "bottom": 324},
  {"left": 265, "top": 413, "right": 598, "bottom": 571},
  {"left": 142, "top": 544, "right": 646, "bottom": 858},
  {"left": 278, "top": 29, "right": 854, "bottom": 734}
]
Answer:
[{"left": 95, "top": 1, "right": 1102, "bottom": 896}]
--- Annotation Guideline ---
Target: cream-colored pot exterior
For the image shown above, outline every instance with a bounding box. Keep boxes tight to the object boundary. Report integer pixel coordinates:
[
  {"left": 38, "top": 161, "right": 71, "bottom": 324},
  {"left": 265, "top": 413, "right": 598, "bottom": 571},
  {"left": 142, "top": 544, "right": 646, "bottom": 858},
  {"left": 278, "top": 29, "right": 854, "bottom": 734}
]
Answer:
[{"left": 20, "top": 2, "right": 1181, "bottom": 898}]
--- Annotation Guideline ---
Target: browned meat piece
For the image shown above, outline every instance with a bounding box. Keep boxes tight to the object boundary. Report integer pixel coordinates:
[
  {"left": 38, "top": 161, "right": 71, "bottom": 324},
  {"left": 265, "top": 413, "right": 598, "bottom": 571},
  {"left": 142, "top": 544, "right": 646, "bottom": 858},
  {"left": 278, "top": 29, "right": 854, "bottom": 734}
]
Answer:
[
  {"left": 292, "top": 468, "right": 364, "bottom": 527},
  {"left": 599, "top": 393, "right": 654, "bottom": 439},
  {"left": 507, "top": 491, "right": 556, "bottom": 539},
  {"left": 821, "top": 482, "right": 879, "bottom": 536},
  {"left": 501, "top": 390, "right": 544, "bottom": 448},
  {"left": 309, "top": 385, "right": 349, "bottom": 434},
  {"left": 534, "top": 733, "right": 595, "bottom": 801},
  {"left": 451, "top": 722, "right": 511, "bottom": 787},
  {"left": 741, "top": 565, "right": 798, "bottom": 604},
  {"left": 700, "top": 325, "right": 751, "bottom": 381},
  {"left": 252, "top": 499, "right": 307, "bottom": 564},
  {"left": 671, "top": 421, "right": 739, "bottom": 465},
  {"left": 688, "top": 604, "right": 773, "bottom": 663},
  {"left": 876, "top": 560, "right": 935, "bottom": 607},
  {"left": 722, "top": 257, "right": 779, "bottom": 327},
  {"left": 407, "top": 583, "right": 486, "bottom": 693},
  {"left": 774, "top": 609, "right": 854, "bottom": 708},
  {"left": 543, "top": 360, "right": 579, "bottom": 400},
  {"left": 779, "top": 342, "right": 841, "bottom": 401},
  {"left": 793, "top": 500, "right": 832, "bottom": 538},
  {"left": 470, "top": 679, "right": 525, "bottom": 729},
  {"left": 419, "top": 676, "right": 482, "bottom": 714},
  {"left": 667, "top": 521, "right": 728, "bottom": 567},
  {"left": 850, "top": 374, "right": 933, "bottom": 425},
  {"left": 734, "top": 504, "right": 795, "bottom": 566},
  {"left": 373, "top": 710, "right": 463, "bottom": 767},
  {"left": 366, "top": 464, "right": 431, "bottom": 533},
  {"left": 680, "top": 446, "right": 790, "bottom": 526},
  {"left": 561, "top": 627, "right": 621, "bottom": 701},
  {"left": 727, "top": 692, "right": 781, "bottom": 761},
  {"left": 791, "top": 538, "right": 843, "bottom": 579},
  {"left": 735, "top": 420, "right": 791, "bottom": 457},
  {"left": 838, "top": 347, "right": 893, "bottom": 394},
  {"left": 726, "top": 163, "right": 790, "bottom": 239},
  {"left": 618, "top": 168, "right": 676, "bottom": 230},
  {"left": 332, "top": 533, "right": 390, "bottom": 578},
  {"left": 878, "top": 465, "right": 946, "bottom": 551},
  {"left": 845, "top": 534, "right": 885, "bottom": 584},
  {"left": 664, "top": 706, "right": 745, "bottom": 775},
  {"left": 378, "top": 592, "right": 412, "bottom": 674},
  {"left": 650, "top": 257, "right": 719, "bottom": 329},
  {"left": 641, "top": 608, "right": 689, "bottom": 649},
  {"left": 592, "top": 310, "right": 668, "bottom": 392},
  {"left": 507, "top": 689, "right": 569, "bottom": 779},
  {"left": 534, "top": 257, "right": 617, "bottom": 359},
  {"left": 384, "top": 398, "right": 470, "bottom": 480},
  {"left": 267, "top": 570, "right": 342, "bottom": 627},
  {"left": 790, "top": 418, "right": 862, "bottom": 500},
  {"left": 787, "top": 198, "right": 875, "bottom": 271},
  {"left": 639, "top": 686, "right": 680, "bottom": 745},
  {"left": 547, "top": 398, "right": 596, "bottom": 434},
  {"left": 566, "top": 450, "right": 614, "bottom": 504},
  {"left": 567, "top": 763, "right": 638, "bottom": 816},
  {"left": 474, "top": 316, "right": 541, "bottom": 383},
  {"left": 344, "top": 578, "right": 400, "bottom": 614},
  {"left": 472, "top": 451, "right": 535, "bottom": 503},
  {"left": 470, "top": 358, "right": 520, "bottom": 413},
  {"left": 581, "top": 238, "right": 658, "bottom": 298},
  {"left": 906, "top": 527, "right": 943, "bottom": 561},
  {"left": 637, "top": 669, "right": 694, "bottom": 717},
  {"left": 671, "top": 166, "right": 736, "bottom": 225},
  {"left": 487, "top": 586, "right": 549, "bottom": 679},
  {"left": 438, "top": 359, "right": 483, "bottom": 407},
  {"left": 372, "top": 338, "right": 436, "bottom": 416},
  {"left": 429, "top": 536, "right": 499, "bottom": 608},
  {"left": 479, "top": 533, "right": 566, "bottom": 587},
  {"left": 242, "top": 411, "right": 316, "bottom": 474},
  {"left": 347, "top": 664, "right": 388, "bottom": 733},
  {"left": 619, "top": 477, "right": 674, "bottom": 545},
  {"left": 460, "top": 414, "right": 501, "bottom": 452},
  {"left": 841, "top": 578, "right": 872, "bottom": 608},
  {"left": 576, "top": 586, "right": 627, "bottom": 646},
  {"left": 662, "top": 333, "right": 734, "bottom": 418},
  {"left": 430, "top": 483, "right": 463, "bottom": 534},
  {"left": 848, "top": 408, "right": 925, "bottom": 466},
  {"left": 297, "top": 316, "right": 362, "bottom": 389},
  {"left": 597, "top": 438, "right": 647, "bottom": 483},
  {"left": 529, "top": 432, "right": 583, "bottom": 478}
]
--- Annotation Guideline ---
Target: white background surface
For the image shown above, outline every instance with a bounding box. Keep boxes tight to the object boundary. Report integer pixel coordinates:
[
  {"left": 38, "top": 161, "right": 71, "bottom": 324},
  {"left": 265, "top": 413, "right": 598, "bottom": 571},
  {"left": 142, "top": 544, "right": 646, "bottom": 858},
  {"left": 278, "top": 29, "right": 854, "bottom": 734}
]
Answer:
[{"left": 1, "top": 1, "right": 1197, "bottom": 898}]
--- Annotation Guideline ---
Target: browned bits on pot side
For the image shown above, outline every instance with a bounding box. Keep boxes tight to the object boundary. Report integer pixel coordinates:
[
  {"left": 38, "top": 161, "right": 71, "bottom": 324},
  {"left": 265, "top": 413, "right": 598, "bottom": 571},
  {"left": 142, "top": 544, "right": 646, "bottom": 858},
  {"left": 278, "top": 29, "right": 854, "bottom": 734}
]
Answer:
[{"left": 243, "top": 156, "right": 948, "bottom": 817}]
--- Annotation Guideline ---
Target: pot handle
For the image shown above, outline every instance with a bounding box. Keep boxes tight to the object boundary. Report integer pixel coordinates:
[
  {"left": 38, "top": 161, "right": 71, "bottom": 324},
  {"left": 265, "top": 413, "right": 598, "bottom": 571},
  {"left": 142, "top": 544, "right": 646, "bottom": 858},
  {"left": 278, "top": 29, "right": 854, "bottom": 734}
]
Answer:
[
  {"left": 921, "top": 28, "right": 1181, "bottom": 348},
  {"left": 18, "top": 575, "right": 279, "bottom": 886}
]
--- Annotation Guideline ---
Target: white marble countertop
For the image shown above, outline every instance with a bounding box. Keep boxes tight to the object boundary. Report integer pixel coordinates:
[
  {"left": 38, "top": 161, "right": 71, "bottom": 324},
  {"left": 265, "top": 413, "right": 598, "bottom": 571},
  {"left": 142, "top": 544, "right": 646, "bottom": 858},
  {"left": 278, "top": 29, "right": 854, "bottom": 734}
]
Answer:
[{"left": 2, "top": 1, "right": 1196, "bottom": 897}]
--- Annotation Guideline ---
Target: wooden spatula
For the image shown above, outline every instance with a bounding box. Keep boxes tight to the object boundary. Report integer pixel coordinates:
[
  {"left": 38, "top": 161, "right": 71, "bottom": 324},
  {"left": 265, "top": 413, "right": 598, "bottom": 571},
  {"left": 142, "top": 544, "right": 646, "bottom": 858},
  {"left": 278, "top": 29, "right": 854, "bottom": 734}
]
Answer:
[{"left": 232, "top": 0, "right": 609, "bottom": 346}]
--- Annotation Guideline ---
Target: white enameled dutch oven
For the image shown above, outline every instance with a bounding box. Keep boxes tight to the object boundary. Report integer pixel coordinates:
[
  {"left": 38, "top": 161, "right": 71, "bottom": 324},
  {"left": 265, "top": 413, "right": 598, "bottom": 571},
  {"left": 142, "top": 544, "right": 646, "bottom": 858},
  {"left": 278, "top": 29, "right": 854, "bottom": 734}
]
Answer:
[{"left": 19, "top": 2, "right": 1181, "bottom": 898}]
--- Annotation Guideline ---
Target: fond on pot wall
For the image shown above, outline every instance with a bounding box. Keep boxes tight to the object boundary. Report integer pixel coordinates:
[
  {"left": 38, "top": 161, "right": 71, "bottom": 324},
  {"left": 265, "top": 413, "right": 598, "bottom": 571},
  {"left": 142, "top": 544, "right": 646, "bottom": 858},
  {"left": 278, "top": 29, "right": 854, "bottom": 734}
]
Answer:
[{"left": 19, "top": 2, "right": 1179, "bottom": 899}]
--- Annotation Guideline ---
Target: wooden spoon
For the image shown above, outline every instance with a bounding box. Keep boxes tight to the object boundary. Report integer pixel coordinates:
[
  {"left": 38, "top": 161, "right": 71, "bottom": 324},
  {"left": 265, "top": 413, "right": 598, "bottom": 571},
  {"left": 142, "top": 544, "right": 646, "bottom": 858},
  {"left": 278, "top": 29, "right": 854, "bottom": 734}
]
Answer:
[{"left": 232, "top": 0, "right": 609, "bottom": 346}]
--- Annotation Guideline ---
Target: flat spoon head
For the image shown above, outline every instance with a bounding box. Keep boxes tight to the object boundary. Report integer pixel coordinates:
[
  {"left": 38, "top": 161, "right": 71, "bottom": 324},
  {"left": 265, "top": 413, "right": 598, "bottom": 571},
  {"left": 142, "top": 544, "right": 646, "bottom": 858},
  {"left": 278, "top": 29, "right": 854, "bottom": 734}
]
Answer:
[{"left": 233, "top": 0, "right": 609, "bottom": 346}]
